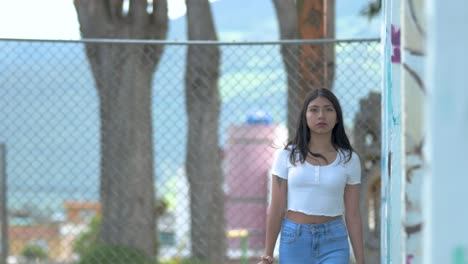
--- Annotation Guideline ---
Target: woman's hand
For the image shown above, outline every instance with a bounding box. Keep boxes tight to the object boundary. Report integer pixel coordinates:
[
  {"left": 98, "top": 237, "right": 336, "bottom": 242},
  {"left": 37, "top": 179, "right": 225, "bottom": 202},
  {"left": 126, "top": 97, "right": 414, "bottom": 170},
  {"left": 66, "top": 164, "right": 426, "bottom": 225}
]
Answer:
[{"left": 258, "top": 255, "right": 274, "bottom": 264}]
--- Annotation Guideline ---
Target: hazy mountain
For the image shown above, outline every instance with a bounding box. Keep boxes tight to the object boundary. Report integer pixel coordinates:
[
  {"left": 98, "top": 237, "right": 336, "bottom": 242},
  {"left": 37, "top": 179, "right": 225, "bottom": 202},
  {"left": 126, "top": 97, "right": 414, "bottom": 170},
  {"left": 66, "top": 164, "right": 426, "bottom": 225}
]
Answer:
[{"left": 167, "top": 0, "right": 381, "bottom": 41}]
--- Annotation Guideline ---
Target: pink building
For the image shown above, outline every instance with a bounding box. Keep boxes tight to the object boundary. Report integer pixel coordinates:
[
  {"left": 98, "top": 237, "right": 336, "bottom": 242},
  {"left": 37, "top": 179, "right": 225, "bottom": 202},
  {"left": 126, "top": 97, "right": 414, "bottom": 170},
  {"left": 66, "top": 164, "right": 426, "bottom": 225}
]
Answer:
[{"left": 224, "top": 116, "right": 286, "bottom": 251}]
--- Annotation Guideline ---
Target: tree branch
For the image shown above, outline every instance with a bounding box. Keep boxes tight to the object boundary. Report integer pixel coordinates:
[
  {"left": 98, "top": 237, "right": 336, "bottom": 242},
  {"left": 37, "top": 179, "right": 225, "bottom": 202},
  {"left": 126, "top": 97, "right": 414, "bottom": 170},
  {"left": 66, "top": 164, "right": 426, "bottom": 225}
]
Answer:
[
  {"left": 129, "top": 0, "right": 148, "bottom": 28},
  {"left": 186, "top": 0, "right": 217, "bottom": 40},
  {"left": 74, "top": 0, "right": 110, "bottom": 37},
  {"left": 272, "top": 0, "right": 298, "bottom": 39},
  {"left": 107, "top": 0, "right": 124, "bottom": 22},
  {"left": 152, "top": 0, "right": 168, "bottom": 39}
]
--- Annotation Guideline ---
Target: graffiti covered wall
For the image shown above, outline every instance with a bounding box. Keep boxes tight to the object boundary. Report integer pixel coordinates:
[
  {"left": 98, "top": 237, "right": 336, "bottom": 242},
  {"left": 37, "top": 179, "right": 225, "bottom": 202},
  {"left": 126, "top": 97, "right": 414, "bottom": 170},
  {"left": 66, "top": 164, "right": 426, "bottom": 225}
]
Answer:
[{"left": 401, "top": 0, "right": 426, "bottom": 263}]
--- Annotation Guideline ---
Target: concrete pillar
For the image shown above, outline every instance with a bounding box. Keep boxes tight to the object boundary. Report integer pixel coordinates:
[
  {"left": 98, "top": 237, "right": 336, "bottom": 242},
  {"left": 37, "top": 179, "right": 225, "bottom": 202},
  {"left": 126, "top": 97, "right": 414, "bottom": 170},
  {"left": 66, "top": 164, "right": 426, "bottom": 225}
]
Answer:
[{"left": 424, "top": 1, "right": 468, "bottom": 263}]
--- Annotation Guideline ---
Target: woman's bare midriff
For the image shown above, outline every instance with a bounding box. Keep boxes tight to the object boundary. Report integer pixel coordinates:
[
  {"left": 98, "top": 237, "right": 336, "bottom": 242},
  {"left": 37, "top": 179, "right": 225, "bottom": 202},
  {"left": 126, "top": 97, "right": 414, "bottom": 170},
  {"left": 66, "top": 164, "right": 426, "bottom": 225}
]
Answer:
[{"left": 286, "top": 210, "right": 342, "bottom": 224}]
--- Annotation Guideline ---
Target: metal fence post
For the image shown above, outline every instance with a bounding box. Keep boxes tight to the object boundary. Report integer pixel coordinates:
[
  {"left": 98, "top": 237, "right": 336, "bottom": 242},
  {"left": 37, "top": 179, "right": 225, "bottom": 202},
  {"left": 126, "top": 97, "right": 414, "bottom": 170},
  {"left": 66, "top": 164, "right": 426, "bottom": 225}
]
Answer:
[{"left": 0, "top": 144, "right": 8, "bottom": 264}]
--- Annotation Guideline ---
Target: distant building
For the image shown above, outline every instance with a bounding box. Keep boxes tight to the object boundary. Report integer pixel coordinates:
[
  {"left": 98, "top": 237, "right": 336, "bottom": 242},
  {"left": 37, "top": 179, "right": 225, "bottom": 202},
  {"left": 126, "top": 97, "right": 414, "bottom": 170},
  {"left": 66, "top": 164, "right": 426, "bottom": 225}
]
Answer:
[
  {"left": 8, "top": 200, "right": 100, "bottom": 262},
  {"left": 63, "top": 201, "right": 101, "bottom": 224},
  {"left": 9, "top": 224, "right": 61, "bottom": 259},
  {"left": 224, "top": 111, "right": 287, "bottom": 255}
]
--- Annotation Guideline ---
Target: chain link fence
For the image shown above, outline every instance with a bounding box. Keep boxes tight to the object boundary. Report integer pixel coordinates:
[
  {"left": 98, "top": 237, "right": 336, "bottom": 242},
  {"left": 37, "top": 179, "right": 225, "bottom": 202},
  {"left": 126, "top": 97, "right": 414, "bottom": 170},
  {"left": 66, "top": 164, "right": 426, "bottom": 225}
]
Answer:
[{"left": 0, "top": 38, "right": 381, "bottom": 263}]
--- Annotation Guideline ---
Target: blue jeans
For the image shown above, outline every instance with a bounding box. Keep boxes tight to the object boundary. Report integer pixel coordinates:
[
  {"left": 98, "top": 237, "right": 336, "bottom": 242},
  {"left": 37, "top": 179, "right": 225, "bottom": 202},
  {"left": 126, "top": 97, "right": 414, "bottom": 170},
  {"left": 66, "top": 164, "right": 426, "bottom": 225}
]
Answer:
[{"left": 279, "top": 217, "right": 350, "bottom": 264}]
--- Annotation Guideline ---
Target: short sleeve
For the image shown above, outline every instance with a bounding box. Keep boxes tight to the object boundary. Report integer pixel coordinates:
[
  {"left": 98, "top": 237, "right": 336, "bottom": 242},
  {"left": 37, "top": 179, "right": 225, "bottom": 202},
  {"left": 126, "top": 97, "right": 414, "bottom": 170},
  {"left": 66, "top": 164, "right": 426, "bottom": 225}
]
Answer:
[
  {"left": 346, "top": 152, "right": 361, "bottom": 184},
  {"left": 271, "top": 149, "right": 289, "bottom": 179}
]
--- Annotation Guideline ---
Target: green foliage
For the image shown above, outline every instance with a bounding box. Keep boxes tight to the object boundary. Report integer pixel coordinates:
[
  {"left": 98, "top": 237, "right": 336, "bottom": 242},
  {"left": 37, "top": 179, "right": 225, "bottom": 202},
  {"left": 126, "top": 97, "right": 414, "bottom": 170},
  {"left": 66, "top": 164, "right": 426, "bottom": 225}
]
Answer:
[
  {"left": 73, "top": 216, "right": 101, "bottom": 257},
  {"left": 77, "top": 244, "right": 155, "bottom": 264},
  {"left": 21, "top": 244, "right": 48, "bottom": 260},
  {"left": 73, "top": 198, "right": 168, "bottom": 262},
  {"left": 360, "top": 0, "right": 382, "bottom": 20},
  {"left": 154, "top": 197, "right": 168, "bottom": 217},
  {"left": 179, "top": 257, "right": 210, "bottom": 264},
  {"left": 159, "top": 257, "right": 210, "bottom": 264},
  {"left": 158, "top": 259, "right": 178, "bottom": 264},
  {"left": 73, "top": 217, "right": 156, "bottom": 263}
]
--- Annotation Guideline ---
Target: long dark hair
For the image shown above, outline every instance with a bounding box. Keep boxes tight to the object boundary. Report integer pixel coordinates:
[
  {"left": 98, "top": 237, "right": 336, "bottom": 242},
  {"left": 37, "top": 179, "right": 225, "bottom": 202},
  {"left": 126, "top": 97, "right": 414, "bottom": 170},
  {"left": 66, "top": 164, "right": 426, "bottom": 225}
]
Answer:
[{"left": 286, "top": 88, "right": 354, "bottom": 165}]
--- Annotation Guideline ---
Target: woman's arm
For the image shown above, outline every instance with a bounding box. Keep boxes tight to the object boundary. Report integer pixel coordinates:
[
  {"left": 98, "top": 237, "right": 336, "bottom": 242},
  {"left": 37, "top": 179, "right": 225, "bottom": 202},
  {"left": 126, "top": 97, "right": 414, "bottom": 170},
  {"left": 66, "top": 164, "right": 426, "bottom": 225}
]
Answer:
[
  {"left": 344, "top": 184, "right": 365, "bottom": 264},
  {"left": 259, "top": 174, "right": 287, "bottom": 263}
]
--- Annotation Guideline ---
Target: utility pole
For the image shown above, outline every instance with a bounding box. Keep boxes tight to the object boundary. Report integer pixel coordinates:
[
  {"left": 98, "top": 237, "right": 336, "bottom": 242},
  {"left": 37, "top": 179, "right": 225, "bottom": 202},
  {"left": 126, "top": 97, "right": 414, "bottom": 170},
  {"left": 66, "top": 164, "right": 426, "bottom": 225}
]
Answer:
[{"left": 0, "top": 144, "right": 8, "bottom": 264}]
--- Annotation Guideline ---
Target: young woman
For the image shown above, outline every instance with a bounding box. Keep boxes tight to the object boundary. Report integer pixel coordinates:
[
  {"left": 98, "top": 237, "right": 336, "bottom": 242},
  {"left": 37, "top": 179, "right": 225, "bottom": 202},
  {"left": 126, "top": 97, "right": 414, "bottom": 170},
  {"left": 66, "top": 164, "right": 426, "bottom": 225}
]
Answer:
[{"left": 259, "top": 88, "right": 365, "bottom": 264}]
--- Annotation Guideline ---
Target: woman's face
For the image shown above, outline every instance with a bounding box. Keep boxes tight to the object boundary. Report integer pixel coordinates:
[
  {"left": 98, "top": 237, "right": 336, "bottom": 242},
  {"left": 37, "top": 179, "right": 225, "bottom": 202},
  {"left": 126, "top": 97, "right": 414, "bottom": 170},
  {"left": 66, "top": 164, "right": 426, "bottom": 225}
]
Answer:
[{"left": 306, "top": 96, "right": 337, "bottom": 135}]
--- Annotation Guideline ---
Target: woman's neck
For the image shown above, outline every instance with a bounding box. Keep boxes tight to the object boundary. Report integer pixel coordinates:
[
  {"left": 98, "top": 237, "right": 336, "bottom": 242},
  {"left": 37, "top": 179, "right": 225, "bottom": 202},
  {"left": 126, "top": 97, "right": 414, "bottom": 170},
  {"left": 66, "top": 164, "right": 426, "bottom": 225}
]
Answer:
[{"left": 308, "top": 134, "right": 334, "bottom": 153}]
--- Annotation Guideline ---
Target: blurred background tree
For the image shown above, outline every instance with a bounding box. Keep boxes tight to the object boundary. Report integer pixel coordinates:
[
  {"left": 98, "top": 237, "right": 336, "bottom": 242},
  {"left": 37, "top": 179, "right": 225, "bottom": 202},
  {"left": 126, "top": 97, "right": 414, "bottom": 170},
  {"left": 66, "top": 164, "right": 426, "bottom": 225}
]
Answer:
[{"left": 73, "top": 0, "right": 169, "bottom": 259}]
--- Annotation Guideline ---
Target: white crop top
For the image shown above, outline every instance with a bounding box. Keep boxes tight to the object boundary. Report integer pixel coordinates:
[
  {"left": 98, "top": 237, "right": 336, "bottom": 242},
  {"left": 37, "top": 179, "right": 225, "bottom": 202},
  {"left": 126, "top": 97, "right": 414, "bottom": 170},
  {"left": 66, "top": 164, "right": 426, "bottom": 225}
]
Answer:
[{"left": 271, "top": 147, "right": 361, "bottom": 216}]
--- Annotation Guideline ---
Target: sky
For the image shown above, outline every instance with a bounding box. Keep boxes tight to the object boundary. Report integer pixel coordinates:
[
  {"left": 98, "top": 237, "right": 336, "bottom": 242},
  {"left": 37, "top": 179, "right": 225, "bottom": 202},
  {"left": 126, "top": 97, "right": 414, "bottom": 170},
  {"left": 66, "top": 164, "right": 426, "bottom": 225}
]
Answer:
[
  {"left": 0, "top": 0, "right": 201, "bottom": 40},
  {"left": 0, "top": 0, "right": 380, "bottom": 40}
]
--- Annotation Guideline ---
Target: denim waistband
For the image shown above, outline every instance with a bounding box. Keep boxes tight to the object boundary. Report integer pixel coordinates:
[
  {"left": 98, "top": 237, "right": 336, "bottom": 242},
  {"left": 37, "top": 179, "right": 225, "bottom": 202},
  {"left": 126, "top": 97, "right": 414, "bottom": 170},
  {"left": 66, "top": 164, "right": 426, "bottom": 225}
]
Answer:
[{"left": 283, "top": 217, "right": 345, "bottom": 233}]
